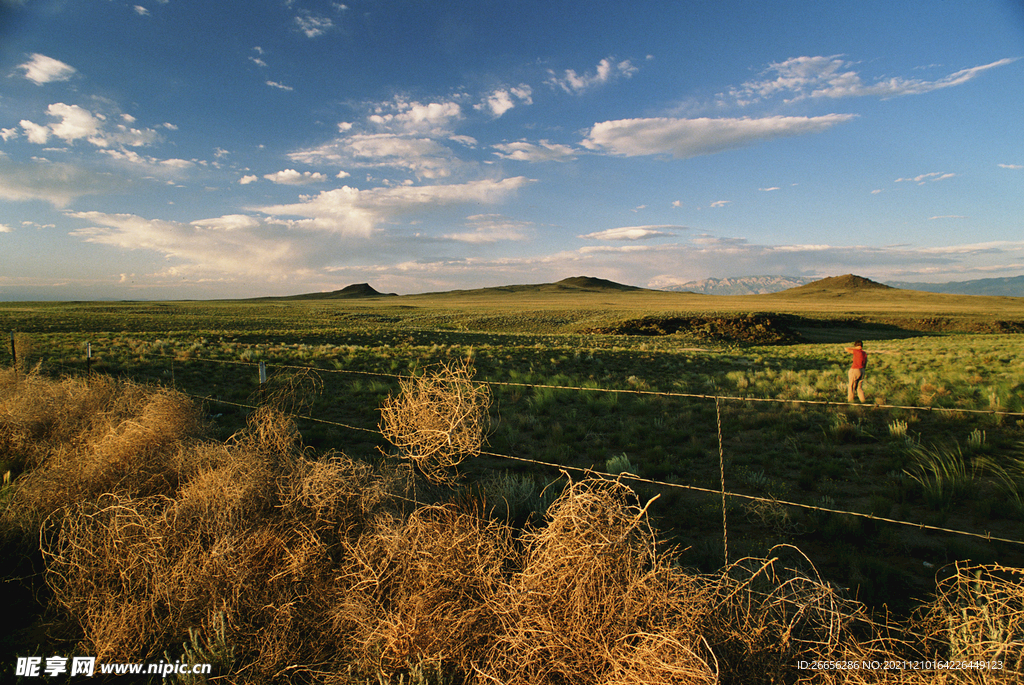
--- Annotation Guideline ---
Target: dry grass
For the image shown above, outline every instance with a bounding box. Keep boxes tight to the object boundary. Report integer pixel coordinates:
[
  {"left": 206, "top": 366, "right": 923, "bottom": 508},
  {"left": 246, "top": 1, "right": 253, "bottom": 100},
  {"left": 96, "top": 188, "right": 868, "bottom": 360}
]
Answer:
[
  {"left": 477, "top": 477, "right": 717, "bottom": 685},
  {"left": 1, "top": 370, "right": 205, "bottom": 531},
  {"left": 3, "top": 368, "right": 1022, "bottom": 684},
  {"left": 379, "top": 358, "right": 490, "bottom": 484},
  {"left": 910, "top": 562, "right": 1024, "bottom": 684}
]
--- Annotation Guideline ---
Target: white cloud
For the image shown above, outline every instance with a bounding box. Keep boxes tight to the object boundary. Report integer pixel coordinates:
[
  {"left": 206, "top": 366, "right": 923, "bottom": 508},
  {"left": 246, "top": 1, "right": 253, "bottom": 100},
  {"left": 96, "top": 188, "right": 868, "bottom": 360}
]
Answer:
[
  {"left": 295, "top": 14, "right": 333, "bottom": 38},
  {"left": 709, "top": 200, "right": 731, "bottom": 208},
  {"left": 727, "top": 56, "right": 1017, "bottom": 104},
  {"left": 257, "top": 177, "right": 533, "bottom": 235},
  {"left": 20, "top": 103, "right": 161, "bottom": 148},
  {"left": 266, "top": 80, "right": 294, "bottom": 91},
  {"left": 582, "top": 114, "right": 855, "bottom": 158},
  {"left": 20, "top": 120, "right": 51, "bottom": 144},
  {"left": 263, "top": 169, "right": 327, "bottom": 185},
  {"left": 998, "top": 163, "right": 1022, "bottom": 170},
  {"left": 46, "top": 103, "right": 103, "bottom": 143},
  {"left": 239, "top": 175, "right": 259, "bottom": 184},
  {"left": 443, "top": 214, "right": 533, "bottom": 243},
  {"left": 759, "top": 186, "right": 781, "bottom": 192},
  {"left": 69, "top": 211, "right": 312, "bottom": 276},
  {"left": 929, "top": 215, "right": 967, "bottom": 220},
  {"left": 290, "top": 133, "right": 462, "bottom": 179},
  {"left": 0, "top": 224, "right": 14, "bottom": 233},
  {"left": 475, "top": 85, "right": 533, "bottom": 117},
  {"left": 895, "top": 172, "right": 956, "bottom": 184},
  {"left": 547, "top": 57, "right": 638, "bottom": 94},
  {"left": 580, "top": 225, "right": 683, "bottom": 240},
  {"left": 61, "top": 178, "right": 533, "bottom": 279},
  {"left": 492, "top": 140, "right": 576, "bottom": 162},
  {"left": 0, "top": 157, "right": 119, "bottom": 207},
  {"left": 160, "top": 158, "right": 194, "bottom": 170},
  {"left": 134, "top": 5, "right": 150, "bottom": 16},
  {"left": 191, "top": 214, "right": 260, "bottom": 231},
  {"left": 369, "top": 97, "right": 463, "bottom": 135},
  {"left": 17, "top": 54, "right": 76, "bottom": 85}
]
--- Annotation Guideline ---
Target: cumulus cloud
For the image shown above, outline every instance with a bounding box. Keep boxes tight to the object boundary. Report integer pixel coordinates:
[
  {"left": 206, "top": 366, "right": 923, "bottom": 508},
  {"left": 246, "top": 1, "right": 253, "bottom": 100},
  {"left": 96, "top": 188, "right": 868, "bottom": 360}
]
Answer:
[
  {"left": 475, "top": 85, "right": 533, "bottom": 117},
  {"left": 579, "top": 225, "right": 683, "bottom": 240},
  {"left": 369, "top": 97, "right": 463, "bottom": 136},
  {"left": 492, "top": 140, "right": 576, "bottom": 162},
  {"left": 290, "top": 133, "right": 462, "bottom": 179},
  {"left": 266, "top": 80, "right": 294, "bottom": 91},
  {"left": 582, "top": 114, "right": 855, "bottom": 158},
  {"left": 61, "top": 177, "right": 534, "bottom": 278},
  {"left": 263, "top": 169, "right": 327, "bottom": 185},
  {"left": 284, "top": 94, "right": 495, "bottom": 181},
  {"left": 726, "top": 56, "right": 1017, "bottom": 104},
  {"left": 17, "top": 54, "right": 76, "bottom": 85},
  {"left": 239, "top": 175, "right": 258, "bottom": 184},
  {"left": 547, "top": 57, "right": 638, "bottom": 94},
  {"left": 19, "top": 102, "right": 161, "bottom": 148},
  {"left": 0, "top": 224, "right": 14, "bottom": 233},
  {"left": 68, "top": 211, "right": 313, "bottom": 276},
  {"left": 257, "top": 177, "right": 533, "bottom": 235}
]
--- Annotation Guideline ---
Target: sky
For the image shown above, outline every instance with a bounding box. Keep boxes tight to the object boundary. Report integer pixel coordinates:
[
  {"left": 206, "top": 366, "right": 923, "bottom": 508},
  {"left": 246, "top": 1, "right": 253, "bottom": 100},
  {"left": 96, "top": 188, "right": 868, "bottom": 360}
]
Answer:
[{"left": 1, "top": 0, "right": 1023, "bottom": 300}]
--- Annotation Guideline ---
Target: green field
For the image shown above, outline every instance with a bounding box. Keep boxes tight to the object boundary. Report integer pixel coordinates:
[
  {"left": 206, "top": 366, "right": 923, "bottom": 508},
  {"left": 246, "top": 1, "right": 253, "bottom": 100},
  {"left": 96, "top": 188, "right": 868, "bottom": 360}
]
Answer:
[{"left": 4, "top": 275, "right": 1024, "bottom": 613}]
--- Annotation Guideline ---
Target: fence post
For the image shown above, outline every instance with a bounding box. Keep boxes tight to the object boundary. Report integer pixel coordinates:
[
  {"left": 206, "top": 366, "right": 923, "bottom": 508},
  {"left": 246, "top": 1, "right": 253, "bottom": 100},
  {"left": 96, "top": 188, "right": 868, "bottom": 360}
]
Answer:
[
  {"left": 86, "top": 342, "right": 92, "bottom": 378},
  {"left": 716, "top": 395, "right": 729, "bottom": 567},
  {"left": 259, "top": 361, "right": 267, "bottom": 404},
  {"left": 9, "top": 331, "right": 16, "bottom": 383}
]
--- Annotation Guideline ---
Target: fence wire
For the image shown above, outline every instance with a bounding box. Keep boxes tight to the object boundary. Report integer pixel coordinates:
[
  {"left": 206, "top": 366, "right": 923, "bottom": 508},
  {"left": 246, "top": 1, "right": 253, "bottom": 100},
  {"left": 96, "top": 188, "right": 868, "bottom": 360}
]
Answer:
[{"left": 144, "top": 350, "right": 1024, "bottom": 551}]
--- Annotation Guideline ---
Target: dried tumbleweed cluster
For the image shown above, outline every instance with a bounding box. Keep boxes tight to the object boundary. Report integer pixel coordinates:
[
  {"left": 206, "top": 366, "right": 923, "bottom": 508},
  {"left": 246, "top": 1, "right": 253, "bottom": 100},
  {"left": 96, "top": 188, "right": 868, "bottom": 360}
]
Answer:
[{"left": 379, "top": 358, "right": 490, "bottom": 483}]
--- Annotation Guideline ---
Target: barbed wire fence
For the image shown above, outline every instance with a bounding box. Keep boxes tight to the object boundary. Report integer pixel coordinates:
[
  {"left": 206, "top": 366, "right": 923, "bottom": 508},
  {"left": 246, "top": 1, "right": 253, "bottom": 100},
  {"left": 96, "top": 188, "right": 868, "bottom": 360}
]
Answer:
[{"left": 7, "top": 335, "right": 1024, "bottom": 558}]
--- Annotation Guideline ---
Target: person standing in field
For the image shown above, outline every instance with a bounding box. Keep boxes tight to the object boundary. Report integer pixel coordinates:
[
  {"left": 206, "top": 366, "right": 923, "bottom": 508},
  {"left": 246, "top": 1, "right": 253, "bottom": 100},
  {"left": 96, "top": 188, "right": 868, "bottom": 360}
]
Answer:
[{"left": 845, "top": 340, "right": 867, "bottom": 403}]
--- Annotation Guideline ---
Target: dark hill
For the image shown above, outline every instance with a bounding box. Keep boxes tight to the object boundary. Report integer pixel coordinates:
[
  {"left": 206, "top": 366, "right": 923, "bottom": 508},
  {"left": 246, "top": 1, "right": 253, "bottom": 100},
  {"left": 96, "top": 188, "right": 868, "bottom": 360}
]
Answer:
[
  {"left": 547, "top": 276, "right": 643, "bottom": 292},
  {"left": 259, "top": 283, "right": 397, "bottom": 300},
  {"left": 784, "top": 274, "right": 894, "bottom": 295}
]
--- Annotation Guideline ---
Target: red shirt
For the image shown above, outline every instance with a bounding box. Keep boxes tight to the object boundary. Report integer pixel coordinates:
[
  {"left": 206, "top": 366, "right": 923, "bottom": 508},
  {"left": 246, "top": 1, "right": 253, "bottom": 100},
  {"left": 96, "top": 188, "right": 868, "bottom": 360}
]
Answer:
[{"left": 851, "top": 348, "right": 867, "bottom": 369}]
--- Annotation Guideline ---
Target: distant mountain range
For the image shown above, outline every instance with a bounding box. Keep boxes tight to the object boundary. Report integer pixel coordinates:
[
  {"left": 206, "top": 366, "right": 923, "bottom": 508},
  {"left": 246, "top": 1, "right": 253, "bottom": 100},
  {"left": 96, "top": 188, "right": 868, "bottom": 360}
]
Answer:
[
  {"left": 884, "top": 275, "right": 1024, "bottom": 297},
  {"left": 666, "top": 275, "right": 1024, "bottom": 297},
  {"left": 662, "top": 276, "right": 815, "bottom": 295}
]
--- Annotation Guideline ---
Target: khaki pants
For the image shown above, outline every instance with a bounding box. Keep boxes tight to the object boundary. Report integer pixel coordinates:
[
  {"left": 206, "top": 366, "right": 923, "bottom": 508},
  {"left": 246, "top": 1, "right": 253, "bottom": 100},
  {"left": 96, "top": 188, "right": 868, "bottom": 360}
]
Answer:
[{"left": 848, "top": 367, "right": 865, "bottom": 402}]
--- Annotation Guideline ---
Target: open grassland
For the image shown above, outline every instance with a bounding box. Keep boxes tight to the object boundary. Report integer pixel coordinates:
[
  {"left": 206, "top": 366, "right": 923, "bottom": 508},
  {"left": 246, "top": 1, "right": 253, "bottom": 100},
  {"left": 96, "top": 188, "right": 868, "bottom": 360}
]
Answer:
[{"left": 2, "top": 284, "right": 1024, "bottom": 681}]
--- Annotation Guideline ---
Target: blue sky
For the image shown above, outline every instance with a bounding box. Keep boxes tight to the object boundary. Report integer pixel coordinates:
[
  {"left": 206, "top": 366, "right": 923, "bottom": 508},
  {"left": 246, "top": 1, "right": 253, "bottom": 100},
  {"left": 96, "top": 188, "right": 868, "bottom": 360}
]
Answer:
[{"left": 1, "top": 0, "right": 1022, "bottom": 299}]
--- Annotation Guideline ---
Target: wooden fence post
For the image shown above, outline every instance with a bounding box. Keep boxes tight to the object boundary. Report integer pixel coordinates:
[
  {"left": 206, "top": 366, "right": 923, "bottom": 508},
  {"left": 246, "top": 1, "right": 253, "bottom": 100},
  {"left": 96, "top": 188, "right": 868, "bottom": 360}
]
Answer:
[
  {"left": 259, "top": 361, "right": 267, "bottom": 404},
  {"left": 9, "top": 331, "right": 16, "bottom": 383}
]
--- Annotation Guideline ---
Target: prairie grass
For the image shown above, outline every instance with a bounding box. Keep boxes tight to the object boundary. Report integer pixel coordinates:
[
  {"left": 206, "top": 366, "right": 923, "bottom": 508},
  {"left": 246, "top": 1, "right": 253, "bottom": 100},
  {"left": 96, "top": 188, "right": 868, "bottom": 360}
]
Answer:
[{"left": 904, "top": 441, "right": 980, "bottom": 509}]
